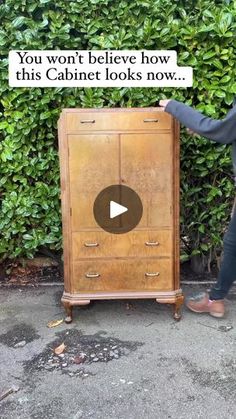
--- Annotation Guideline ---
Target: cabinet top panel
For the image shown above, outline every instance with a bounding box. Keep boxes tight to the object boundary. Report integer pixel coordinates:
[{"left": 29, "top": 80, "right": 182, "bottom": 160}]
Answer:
[{"left": 60, "top": 107, "right": 165, "bottom": 113}]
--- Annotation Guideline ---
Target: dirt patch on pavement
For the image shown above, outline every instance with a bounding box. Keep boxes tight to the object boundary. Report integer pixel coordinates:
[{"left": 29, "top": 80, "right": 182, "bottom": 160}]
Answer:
[
  {"left": 23, "top": 329, "right": 143, "bottom": 379},
  {"left": 0, "top": 323, "right": 40, "bottom": 348}
]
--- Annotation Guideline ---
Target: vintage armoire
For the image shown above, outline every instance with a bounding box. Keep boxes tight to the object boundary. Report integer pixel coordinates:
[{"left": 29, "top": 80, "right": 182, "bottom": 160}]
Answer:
[{"left": 58, "top": 108, "right": 183, "bottom": 323}]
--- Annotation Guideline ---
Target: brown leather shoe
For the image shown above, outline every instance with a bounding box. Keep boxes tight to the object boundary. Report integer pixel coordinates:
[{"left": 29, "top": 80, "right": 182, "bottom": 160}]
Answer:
[{"left": 186, "top": 292, "right": 225, "bottom": 318}]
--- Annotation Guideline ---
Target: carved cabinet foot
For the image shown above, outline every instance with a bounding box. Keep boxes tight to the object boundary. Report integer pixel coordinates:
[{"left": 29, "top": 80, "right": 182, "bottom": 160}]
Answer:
[
  {"left": 173, "top": 307, "right": 181, "bottom": 321},
  {"left": 173, "top": 295, "right": 184, "bottom": 321},
  {"left": 63, "top": 302, "right": 73, "bottom": 324}
]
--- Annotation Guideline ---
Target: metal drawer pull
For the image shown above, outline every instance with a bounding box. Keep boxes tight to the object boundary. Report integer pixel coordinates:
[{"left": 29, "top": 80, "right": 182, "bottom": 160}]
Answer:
[
  {"left": 80, "top": 119, "right": 95, "bottom": 124},
  {"left": 145, "top": 272, "right": 160, "bottom": 277},
  {"left": 84, "top": 242, "right": 99, "bottom": 247},
  {"left": 145, "top": 241, "right": 159, "bottom": 246},
  {"left": 143, "top": 118, "right": 159, "bottom": 123},
  {"left": 85, "top": 272, "right": 100, "bottom": 278}
]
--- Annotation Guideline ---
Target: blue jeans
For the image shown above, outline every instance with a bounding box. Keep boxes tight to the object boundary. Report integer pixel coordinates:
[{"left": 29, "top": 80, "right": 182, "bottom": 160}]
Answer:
[{"left": 210, "top": 198, "right": 236, "bottom": 300}]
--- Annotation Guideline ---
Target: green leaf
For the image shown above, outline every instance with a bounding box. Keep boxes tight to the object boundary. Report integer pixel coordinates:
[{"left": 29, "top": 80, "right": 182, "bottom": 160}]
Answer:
[
  {"left": 200, "top": 243, "right": 209, "bottom": 252},
  {"left": 12, "top": 16, "right": 27, "bottom": 28},
  {"left": 203, "top": 51, "right": 216, "bottom": 60},
  {"left": 0, "top": 121, "right": 8, "bottom": 130},
  {"left": 198, "top": 224, "right": 205, "bottom": 233},
  {"left": 221, "top": 75, "right": 231, "bottom": 83},
  {"left": 203, "top": 10, "right": 214, "bottom": 19}
]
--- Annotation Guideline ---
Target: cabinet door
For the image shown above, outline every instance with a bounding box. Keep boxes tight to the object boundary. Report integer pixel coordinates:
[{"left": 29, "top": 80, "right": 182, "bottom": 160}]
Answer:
[
  {"left": 68, "top": 134, "right": 119, "bottom": 230},
  {"left": 120, "top": 133, "right": 173, "bottom": 228}
]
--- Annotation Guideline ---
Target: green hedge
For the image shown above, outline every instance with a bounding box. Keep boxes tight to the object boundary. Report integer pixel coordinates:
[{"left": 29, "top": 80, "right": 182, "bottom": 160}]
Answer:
[{"left": 0, "top": 0, "right": 236, "bottom": 267}]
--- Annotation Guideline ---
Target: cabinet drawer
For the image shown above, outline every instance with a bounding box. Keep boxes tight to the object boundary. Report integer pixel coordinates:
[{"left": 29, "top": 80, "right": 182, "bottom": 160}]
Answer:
[
  {"left": 66, "top": 110, "right": 171, "bottom": 132},
  {"left": 72, "top": 259, "right": 173, "bottom": 292},
  {"left": 72, "top": 230, "right": 173, "bottom": 259}
]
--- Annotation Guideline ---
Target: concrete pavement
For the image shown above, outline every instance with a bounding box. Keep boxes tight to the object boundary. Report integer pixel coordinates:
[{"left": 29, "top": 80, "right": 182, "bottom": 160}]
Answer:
[{"left": 0, "top": 284, "right": 236, "bottom": 419}]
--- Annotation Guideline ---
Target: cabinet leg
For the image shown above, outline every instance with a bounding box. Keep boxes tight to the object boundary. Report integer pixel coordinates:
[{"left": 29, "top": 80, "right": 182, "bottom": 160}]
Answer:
[
  {"left": 63, "top": 302, "right": 73, "bottom": 324},
  {"left": 173, "top": 295, "right": 184, "bottom": 321}
]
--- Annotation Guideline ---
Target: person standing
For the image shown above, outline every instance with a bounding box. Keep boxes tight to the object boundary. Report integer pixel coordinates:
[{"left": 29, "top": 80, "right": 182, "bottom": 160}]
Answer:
[{"left": 159, "top": 98, "right": 236, "bottom": 317}]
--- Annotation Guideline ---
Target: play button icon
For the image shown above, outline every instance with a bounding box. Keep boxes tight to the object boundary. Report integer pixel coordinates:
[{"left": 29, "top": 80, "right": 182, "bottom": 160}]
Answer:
[
  {"left": 110, "top": 201, "right": 128, "bottom": 219},
  {"left": 93, "top": 184, "right": 143, "bottom": 234}
]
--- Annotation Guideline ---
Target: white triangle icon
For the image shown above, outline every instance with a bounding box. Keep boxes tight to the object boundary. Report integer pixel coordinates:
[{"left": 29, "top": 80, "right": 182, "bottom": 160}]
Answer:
[{"left": 110, "top": 201, "right": 128, "bottom": 219}]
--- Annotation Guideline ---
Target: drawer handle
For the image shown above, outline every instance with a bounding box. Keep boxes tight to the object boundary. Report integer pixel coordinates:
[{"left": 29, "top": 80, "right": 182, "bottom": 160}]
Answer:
[
  {"left": 80, "top": 119, "right": 95, "bottom": 124},
  {"left": 85, "top": 272, "right": 100, "bottom": 278},
  {"left": 145, "top": 241, "right": 160, "bottom": 246},
  {"left": 145, "top": 272, "right": 160, "bottom": 277},
  {"left": 143, "top": 118, "right": 159, "bottom": 123},
  {"left": 84, "top": 242, "right": 99, "bottom": 247}
]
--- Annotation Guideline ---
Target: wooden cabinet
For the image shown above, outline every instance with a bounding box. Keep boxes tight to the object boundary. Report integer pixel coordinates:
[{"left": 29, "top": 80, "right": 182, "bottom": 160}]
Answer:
[{"left": 58, "top": 108, "right": 183, "bottom": 323}]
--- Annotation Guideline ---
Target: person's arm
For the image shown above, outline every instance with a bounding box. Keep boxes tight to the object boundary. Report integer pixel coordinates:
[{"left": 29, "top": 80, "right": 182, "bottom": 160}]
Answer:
[{"left": 159, "top": 99, "right": 236, "bottom": 144}]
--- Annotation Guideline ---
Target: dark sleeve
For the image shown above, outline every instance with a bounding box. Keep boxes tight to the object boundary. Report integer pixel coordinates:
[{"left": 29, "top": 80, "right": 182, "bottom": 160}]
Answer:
[{"left": 165, "top": 99, "right": 236, "bottom": 144}]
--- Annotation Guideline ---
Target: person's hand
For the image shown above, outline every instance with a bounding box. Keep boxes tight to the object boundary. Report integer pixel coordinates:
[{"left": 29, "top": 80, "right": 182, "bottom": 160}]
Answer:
[
  {"left": 159, "top": 99, "right": 171, "bottom": 110},
  {"left": 186, "top": 128, "right": 198, "bottom": 136}
]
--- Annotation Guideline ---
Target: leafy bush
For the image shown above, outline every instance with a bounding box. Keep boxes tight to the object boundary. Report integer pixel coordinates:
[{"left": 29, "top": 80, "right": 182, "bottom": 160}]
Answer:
[{"left": 0, "top": 0, "right": 236, "bottom": 268}]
